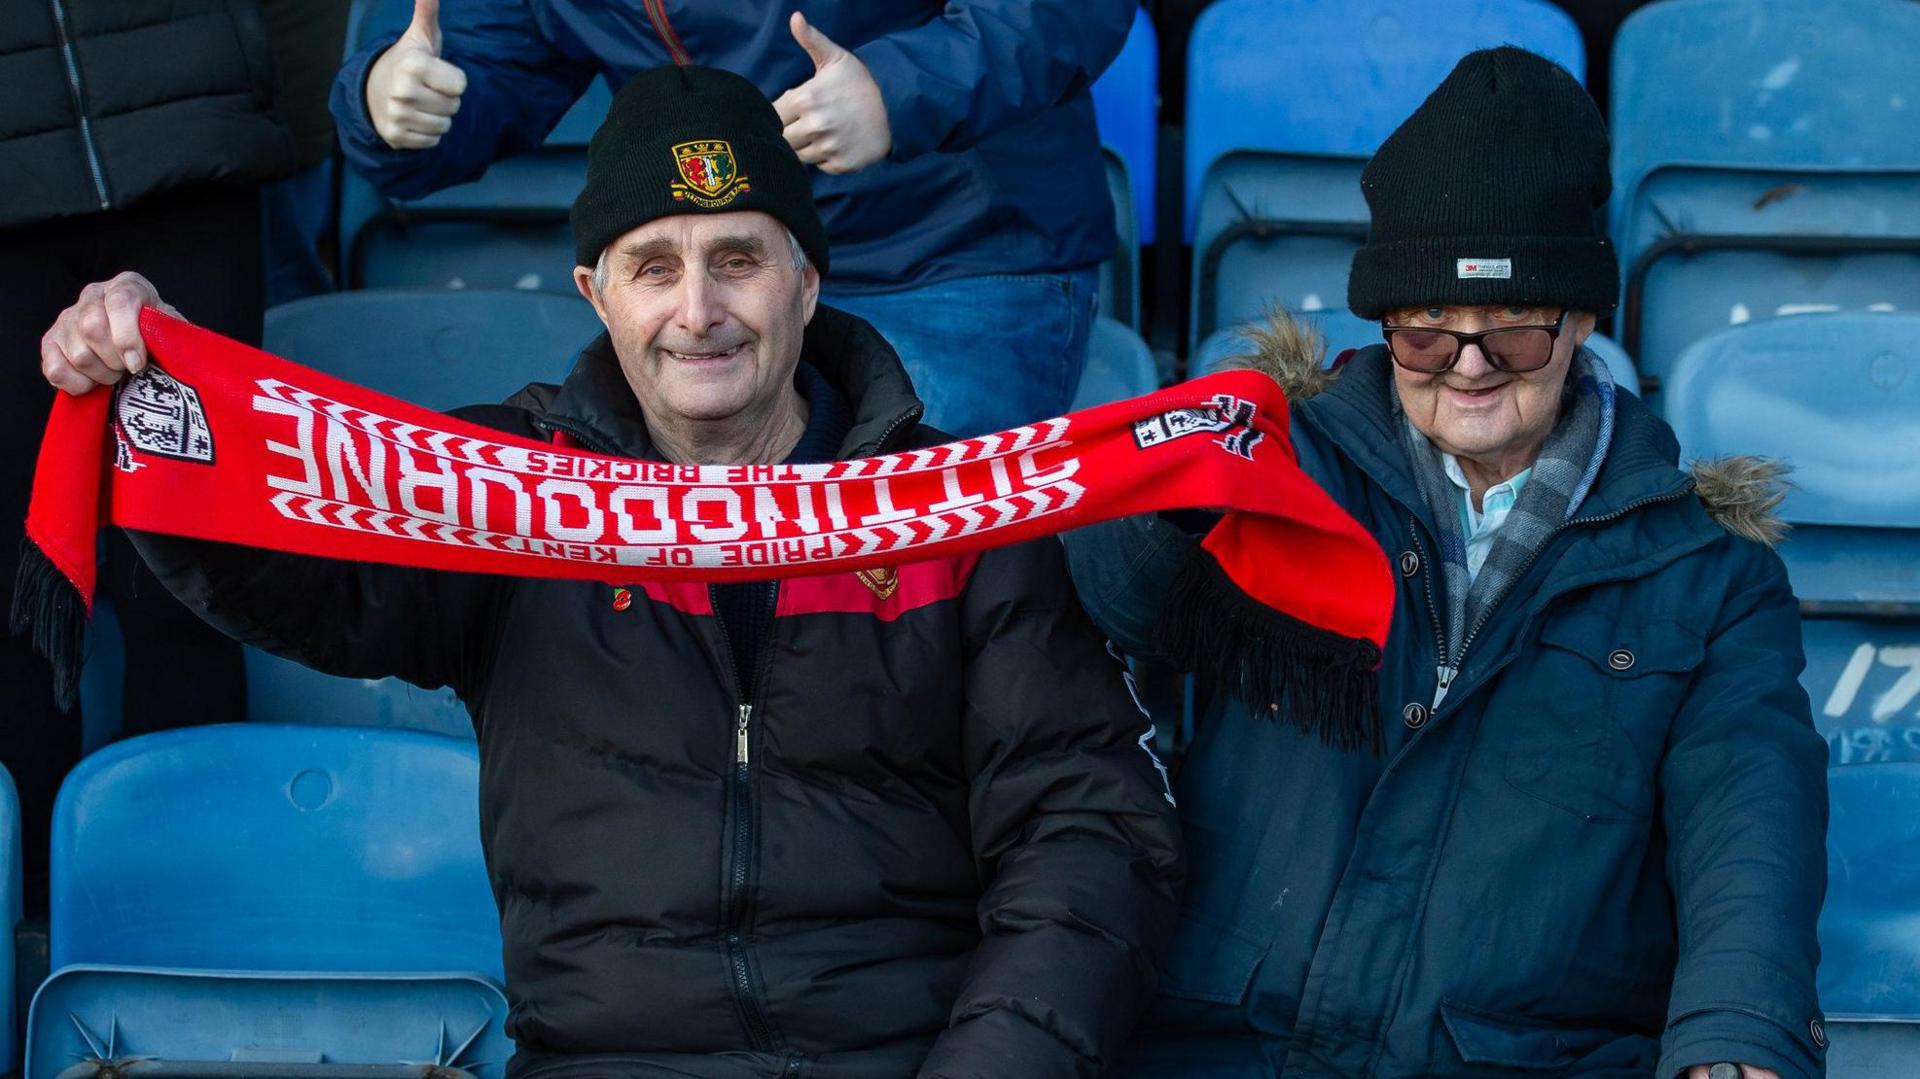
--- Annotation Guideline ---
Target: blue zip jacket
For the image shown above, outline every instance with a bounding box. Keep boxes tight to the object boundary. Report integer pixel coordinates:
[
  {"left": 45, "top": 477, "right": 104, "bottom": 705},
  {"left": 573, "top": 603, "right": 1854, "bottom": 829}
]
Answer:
[
  {"left": 1065, "top": 345, "right": 1829, "bottom": 1078},
  {"left": 328, "top": 0, "right": 1129, "bottom": 293}
]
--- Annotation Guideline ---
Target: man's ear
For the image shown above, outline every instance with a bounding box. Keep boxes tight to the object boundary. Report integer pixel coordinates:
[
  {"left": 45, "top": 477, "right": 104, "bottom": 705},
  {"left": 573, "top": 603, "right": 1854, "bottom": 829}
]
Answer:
[
  {"left": 574, "top": 264, "right": 610, "bottom": 326},
  {"left": 800, "top": 263, "right": 820, "bottom": 325},
  {"left": 1569, "top": 310, "right": 1599, "bottom": 349}
]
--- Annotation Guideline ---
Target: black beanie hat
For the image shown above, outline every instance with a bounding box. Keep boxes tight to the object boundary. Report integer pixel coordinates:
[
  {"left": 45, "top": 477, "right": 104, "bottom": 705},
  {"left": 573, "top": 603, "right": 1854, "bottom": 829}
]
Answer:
[
  {"left": 1348, "top": 46, "right": 1616, "bottom": 319},
  {"left": 571, "top": 65, "right": 829, "bottom": 274}
]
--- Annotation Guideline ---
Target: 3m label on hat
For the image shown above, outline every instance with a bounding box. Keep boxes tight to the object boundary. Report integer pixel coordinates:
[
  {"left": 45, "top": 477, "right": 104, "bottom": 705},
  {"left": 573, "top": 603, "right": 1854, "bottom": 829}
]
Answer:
[{"left": 1457, "top": 258, "right": 1512, "bottom": 280}]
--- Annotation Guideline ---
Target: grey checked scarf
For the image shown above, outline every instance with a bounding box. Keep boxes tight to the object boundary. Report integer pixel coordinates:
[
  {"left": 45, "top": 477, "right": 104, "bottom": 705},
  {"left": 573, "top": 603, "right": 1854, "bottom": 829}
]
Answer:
[{"left": 1399, "top": 349, "right": 1617, "bottom": 690}]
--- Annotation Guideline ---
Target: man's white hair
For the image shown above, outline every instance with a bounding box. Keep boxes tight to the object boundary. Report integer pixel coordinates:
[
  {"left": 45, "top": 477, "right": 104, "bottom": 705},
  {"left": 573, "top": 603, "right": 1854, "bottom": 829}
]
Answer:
[{"left": 590, "top": 226, "right": 810, "bottom": 294}]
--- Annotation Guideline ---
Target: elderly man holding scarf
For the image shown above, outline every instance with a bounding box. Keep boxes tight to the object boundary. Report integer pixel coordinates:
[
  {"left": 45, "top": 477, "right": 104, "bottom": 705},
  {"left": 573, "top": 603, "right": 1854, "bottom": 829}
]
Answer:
[
  {"left": 35, "top": 65, "right": 1185, "bottom": 1079},
  {"left": 1066, "top": 48, "right": 1828, "bottom": 1079}
]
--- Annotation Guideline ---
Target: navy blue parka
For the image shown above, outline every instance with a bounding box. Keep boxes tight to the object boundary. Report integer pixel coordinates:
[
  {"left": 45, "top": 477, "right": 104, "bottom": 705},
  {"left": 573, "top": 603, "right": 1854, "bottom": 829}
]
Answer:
[
  {"left": 1065, "top": 345, "right": 1829, "bottom": 1078},
  {"left": 329, "top": 0, "right": 1131, "bottom": 293}
]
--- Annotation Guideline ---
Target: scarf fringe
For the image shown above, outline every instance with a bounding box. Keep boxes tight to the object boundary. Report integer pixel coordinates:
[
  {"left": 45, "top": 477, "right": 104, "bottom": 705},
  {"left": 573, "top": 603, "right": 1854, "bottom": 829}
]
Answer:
[
  {"left": 10, "top": 537, "right": 85, "bottom": 713},
  {"left": 1152, "top": 550, "right": 1382, "bottom": 754}
]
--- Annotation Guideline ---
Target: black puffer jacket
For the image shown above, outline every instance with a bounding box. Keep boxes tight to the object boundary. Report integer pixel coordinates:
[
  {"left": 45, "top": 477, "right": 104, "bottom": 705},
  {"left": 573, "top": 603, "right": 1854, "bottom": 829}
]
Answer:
[
  {"left": 132, "top": 308, "right": 1183, "bottom": 1078},
  {"left": 0, "top": 0, "right": 297, "bottom": 227}
]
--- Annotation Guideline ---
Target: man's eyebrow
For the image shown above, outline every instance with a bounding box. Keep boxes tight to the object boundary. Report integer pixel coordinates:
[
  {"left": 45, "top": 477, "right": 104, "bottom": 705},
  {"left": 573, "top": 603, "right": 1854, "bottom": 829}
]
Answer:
[
  {"left": 704, "top": 235, "right": 768, "bottom": 257},
  {"left": 617, "top": 237, "right": 679, "bottom": 263}
]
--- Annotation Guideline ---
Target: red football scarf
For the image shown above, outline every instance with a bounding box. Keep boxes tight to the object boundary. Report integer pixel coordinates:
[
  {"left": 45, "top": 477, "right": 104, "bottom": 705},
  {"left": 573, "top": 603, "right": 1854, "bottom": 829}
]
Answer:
[{"left": 16, "top": 310, "right": 1394, "bottom": 747}]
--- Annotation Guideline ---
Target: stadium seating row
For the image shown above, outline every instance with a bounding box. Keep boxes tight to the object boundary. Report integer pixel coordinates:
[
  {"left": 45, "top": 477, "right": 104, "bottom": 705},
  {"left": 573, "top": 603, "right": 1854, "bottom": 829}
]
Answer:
[{"left": 8, "top": 710, "right": 1920, "bottom": 1076}]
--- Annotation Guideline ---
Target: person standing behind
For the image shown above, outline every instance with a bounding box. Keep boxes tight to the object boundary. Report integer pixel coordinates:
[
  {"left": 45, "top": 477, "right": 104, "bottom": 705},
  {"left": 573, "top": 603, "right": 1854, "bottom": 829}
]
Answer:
[
  {"left": 332, "top": 0, "right": 1132, "bottom": 437},
  {"left": 2, "top": 0, "right": 295, "bottom": 911}
]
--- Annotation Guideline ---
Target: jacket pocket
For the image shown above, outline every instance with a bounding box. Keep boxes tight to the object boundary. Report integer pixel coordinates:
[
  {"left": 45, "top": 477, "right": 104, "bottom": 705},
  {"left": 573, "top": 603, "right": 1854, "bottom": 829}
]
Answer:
[
  {"left": 1158, "top": 909, "right": 1267, "bottom": 1005},
  {"left": 1502, "top": 614, "right": 1706, "bottom": 821},
  {"left": 1440, "top": 1000, "right": 1653, "bottom": 1071}
]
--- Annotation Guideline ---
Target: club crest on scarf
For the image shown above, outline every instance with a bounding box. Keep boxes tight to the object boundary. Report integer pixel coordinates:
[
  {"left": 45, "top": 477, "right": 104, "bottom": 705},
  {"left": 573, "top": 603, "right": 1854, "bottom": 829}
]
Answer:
[
  {"left": 112, "top": 367, "right": 214, "bottom": 472},
  {"left": 671, "top": 140, "right": 751, "bottom": 209},
  {"left": 1131, "top": 394, "right": 1263, "bottom": 460}
]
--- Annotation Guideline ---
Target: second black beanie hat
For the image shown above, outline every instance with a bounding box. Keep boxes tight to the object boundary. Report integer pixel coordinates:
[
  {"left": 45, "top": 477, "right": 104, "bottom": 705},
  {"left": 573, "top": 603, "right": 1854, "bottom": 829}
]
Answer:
[
  {"left": 571, "top": 65, "right": 829, "bottom": 274},
  {"left": 1347, "top": 46, "right": 1617, "bottom": 320}
]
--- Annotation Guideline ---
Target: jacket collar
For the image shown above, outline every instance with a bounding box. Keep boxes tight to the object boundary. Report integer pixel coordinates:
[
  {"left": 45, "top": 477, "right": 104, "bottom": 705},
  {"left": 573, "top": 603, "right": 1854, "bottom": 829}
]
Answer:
[
  {"left": 529, "top": 305, "right": 925, "bottom": 461},
  {"left": 1298, "top": 346, "right": 1697, "bottom": 532}
]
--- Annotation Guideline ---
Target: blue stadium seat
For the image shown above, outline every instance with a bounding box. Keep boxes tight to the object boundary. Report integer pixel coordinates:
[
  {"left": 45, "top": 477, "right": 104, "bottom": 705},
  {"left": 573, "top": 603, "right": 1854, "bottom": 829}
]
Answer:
[
  {"left": 1609, "top": 0, "right": 1920, "bottom": 396},
  {"left": 1098, "top": 149, "right": 1142, "bottom": 329},
  {"left": 1071, "top": 318, "right": 1159, "bottom": 409},
  {"left": 1665, "top": 314, "right": 1920, "bottom": 766},
  {"left": 1819, "top": 763, "right": 1920, "bottom": 1074},
  {"left": 261, "top": 289, "right": 598, "bottom": 733},
  {"left": 1184, "top": 0, "right": 1584, "bottom": 349},
  {"left": 1098, "top": 148, "right": 1136, "bottom": 330},
  {"left": 264, "top": 289, "right": 600, "bottom": 412},
  {"left": 1, "top": 764, "right": 19, "bottom": 1075},
  {"left": 31, "top": 725, "right": 508, "bottom": 1078},
  {"left": 1092, "top": 4, "right": 1159, "bottom": 274},
  {"left": 338, "top": 1, "right": 609, "bottom": 292},
  {"left": 1193, "top": 310, "right": 1383, "bottom": 376}
]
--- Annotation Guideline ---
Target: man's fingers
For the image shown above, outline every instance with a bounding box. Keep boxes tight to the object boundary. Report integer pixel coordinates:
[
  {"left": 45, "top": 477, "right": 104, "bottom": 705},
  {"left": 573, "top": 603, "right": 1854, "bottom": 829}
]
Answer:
[
  {"left": 397, "top": 109, "right": 455, "bottom": 136},
  {"left": 55, "top": 323, "right": 121, "bottom": 386},
  {"left": 385, "top": 129, "right": 444, "bottom": 150},
  {"left": 772, "top": 89, "right": 805, "bottom": 128},
  {"left": 415, "top": 56, "right": 467, "bottom": 98},
  {"left": 72, "top": 302, "right": 124, "bottom": 373},
  {"left": 782, "top": 116, "right": 824, "bottom": 152},
  {"left": 103, "top": 283, "right": 149, "bottom": 373},
  {"left": 794, "top": 139, "right": 835, "bottom": 166}
]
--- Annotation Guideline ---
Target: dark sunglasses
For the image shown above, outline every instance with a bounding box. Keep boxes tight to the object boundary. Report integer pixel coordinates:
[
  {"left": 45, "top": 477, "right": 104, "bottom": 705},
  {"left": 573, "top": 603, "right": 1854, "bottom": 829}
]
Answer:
[{"left": 1381, "top": 310, "right": 1569, "bottom": 374}]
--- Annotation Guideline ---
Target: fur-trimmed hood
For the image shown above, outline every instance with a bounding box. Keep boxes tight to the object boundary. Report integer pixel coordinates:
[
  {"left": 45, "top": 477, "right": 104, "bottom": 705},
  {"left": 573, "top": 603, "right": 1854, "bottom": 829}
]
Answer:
[{"left": 1217, "top": 310, "right": 1790, "bottom": 547}]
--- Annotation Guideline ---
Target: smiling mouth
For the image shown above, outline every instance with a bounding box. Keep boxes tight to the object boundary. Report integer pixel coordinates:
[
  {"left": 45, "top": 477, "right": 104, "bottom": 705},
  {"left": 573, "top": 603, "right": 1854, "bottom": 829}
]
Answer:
[
  {"left": 1447, "top": 381, "right": 1509, "bottom": 400},
  {"left": 662, "top": 343, "right": 748, "bottom": 362}
]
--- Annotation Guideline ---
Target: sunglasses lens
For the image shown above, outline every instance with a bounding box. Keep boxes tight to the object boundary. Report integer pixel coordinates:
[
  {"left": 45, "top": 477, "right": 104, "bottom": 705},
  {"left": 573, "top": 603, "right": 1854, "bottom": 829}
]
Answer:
[
  {"left": 1483, "top": 328, "right": 1555, "bottom": 371},
  {"left": 1389, "top": 329, "right": 1456, "bottom": 372}
]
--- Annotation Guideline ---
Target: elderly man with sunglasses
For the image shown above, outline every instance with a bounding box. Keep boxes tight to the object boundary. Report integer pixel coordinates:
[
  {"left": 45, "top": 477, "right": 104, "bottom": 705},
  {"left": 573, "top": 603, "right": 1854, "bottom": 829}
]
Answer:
[{"left": 1063, "top": 48, "right": 1827, "bottom": 1079}]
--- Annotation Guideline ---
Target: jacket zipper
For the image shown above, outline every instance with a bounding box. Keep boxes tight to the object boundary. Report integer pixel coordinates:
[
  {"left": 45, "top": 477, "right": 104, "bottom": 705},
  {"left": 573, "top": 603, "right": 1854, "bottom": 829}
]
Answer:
[
  {"left": 537, "top": 414, "right": 784, "bottom": 1052},
  {"left": 49, "top": 0, "right": 109, "bottom": 209},
  {"left": 1421, "top": 486, "right": 1694, "bottom": 718},
  {"left": 641, "top": 0, "right": 693, "bottom": 65},
  {"left": 1405, "top": 517, "right": 1453, "bottom": 710},
  {"left": 709, "top": 581, "right": 782, "bottom": 1053}
]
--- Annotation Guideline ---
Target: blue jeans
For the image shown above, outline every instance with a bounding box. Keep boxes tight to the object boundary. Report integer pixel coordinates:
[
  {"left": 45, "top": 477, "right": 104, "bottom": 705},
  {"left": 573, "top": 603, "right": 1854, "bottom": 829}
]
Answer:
[{"left": 824, "top": 268, "right": 1098, "bottom": 437}]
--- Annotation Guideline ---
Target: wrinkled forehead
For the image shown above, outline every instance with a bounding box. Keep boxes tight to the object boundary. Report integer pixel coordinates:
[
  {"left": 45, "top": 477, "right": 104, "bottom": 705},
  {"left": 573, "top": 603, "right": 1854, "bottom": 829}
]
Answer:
[{"left": 602, "top": 209, "right": 789, "bottom": 264}]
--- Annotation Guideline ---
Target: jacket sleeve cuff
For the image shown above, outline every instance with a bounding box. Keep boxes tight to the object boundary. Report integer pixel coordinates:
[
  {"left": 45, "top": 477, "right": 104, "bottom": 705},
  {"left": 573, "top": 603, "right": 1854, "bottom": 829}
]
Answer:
[
  {"left": 330, "top": 34, "right": 425, "bottom": 188},
  {"left": 853, "top": 40, "right": 957, "bottom": 162},
  {"left": 1658, "top": 1008, "right": 1825, "bottom": 1079}
]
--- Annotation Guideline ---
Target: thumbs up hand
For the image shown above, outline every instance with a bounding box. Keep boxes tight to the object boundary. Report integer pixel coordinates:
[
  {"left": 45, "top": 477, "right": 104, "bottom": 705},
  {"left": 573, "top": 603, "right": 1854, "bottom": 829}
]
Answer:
[
  {"left": 772, "top": 12, "right": 891, "bottom": 175},
  {"left": 364, "top": 0, "right": 469, "bottom": 150}
]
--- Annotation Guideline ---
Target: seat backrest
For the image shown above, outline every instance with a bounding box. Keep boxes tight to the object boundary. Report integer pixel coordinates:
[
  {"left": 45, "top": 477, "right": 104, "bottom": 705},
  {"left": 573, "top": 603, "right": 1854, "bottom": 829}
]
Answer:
[
  {"left": 1617, "top": 163, "right": 1920, "bottom": 383},
  {"left": 1184, "top": 0, "right": 1583, "bottom": 237},
  {"left": 1664, "top": 313, "right": 1920, "bottom": 530},
  {"left": 1071, "top": 318, "right": 1159, "bottom": 410},
  {"left": 1803, "top": 618, "right": 1920, "bottom": 768},
  {"left": 1091, "top": 7, "right": 1159, "bottom": 245},
  {"left": 51, "top": 725, "right": 501, "bottom": 976},
  {"left": 1189, "top": 152, "right": 1370, "bottom": 345},
  {"left": 246, "top": 650, "right": 474, "bottom": 740},
  {"left": 263, "top": 289, "right": 601, "bottom": 411},
  {"left": 1097, "top": 149, "right": 1141, "bottom": 327},
  {"left": 1821, "top": 762, "right": 1920, "bottom": 1015},
  {"left": 1609, "top": 0, "right": 1920, "bottom": 234}
]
